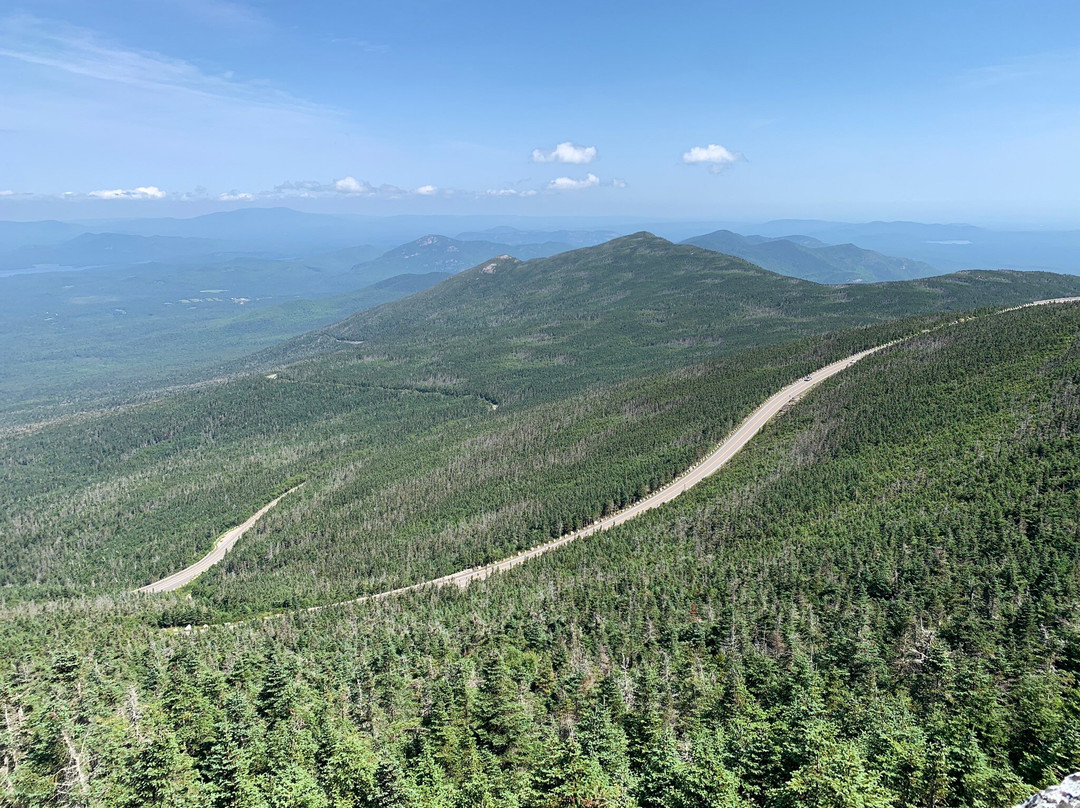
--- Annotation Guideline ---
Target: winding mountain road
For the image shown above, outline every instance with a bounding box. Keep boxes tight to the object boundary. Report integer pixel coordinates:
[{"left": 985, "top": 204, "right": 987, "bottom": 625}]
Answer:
[
  {"left": 304, "top": 346, "right": 884, "bottom": 610},
  {"left": 155, "top": 296, "right": 1080, "bottom": 620},
  {"left": 293, "top": 296, "right": 1080, "bottom": 617}
]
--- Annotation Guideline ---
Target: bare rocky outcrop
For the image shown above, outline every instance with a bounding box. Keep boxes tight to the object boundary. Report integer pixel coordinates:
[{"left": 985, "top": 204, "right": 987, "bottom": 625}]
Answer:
[{"left": 1016, "top": 773, "right": 1080, "bottom": 808}]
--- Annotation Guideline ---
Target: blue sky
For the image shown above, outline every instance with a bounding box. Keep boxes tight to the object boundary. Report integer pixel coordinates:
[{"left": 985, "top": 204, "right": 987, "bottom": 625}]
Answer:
[{"left": 1, "top": 0, "right": 1078, "bottom": 224}]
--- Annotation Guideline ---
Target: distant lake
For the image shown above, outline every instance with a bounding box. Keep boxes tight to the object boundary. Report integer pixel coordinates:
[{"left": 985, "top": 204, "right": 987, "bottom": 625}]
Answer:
[{"left": 0, "top": 264, "right": 93, "bottom": 278}]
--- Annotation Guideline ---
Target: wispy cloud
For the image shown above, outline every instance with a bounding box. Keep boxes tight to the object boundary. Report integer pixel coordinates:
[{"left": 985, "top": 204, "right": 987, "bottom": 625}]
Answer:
[
  {"left": 88, "top": 185, "right": 166, "bottom": 200},
  {"left": 953, "top": 49, "right": 1080, "bottom": 91},
  {"left": 328, "top": 36, "right": 390, "bottom": 54},
  {"left": 9, "top": 170, "right": 623, "bottom": 205},
  {"left": 0, "top": 15, "right": 366, "bottom": 198},
  {"left": 547, "top": 173, "right": 601, "bottom": 191},
  {"left": 0, "top": 14, "right": 330, "bottom": 116},
  {"left": 531, "top": 141, "right": 598, "bottom": 164},
  {"left": 6, "top": 177, "right": 459, "bottom": 203},
  {"left": 483, "top": 188, "right": 538, "bottom": 197},
  {"left": 163, "top": 0, "right": 270, "bottom": 32},
  {"left": 267, "top": 177, "right": 399, "bottom": 198},
  {"left": 258, "top": 177, "right": 442, "bottom": 200}
]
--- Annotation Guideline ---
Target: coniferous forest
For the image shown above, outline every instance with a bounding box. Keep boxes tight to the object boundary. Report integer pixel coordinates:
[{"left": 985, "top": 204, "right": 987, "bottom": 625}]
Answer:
[
  {"left": 7, "top": 0, "right": 1080, "bottom": 803},
  {"left": 3, "top": 236, "right": 1080, "bottom": 806}
]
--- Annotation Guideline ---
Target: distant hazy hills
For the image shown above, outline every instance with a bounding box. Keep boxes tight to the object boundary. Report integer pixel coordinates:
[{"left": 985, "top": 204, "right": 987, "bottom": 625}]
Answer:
[
  {"left": 0, "top": 231, "right": 248, "bottom": 271},
  {"left": 0, "top": 229, "right": 572, "bottom": 280},
  {"left": 732, "top": 219, "right": 1080, "bottom": 273},
  {"left": 347, "top": 234, "right": 572, "bottom": 279},
  {"left": 455, "top": 226, "right": 622, "bottom": 248},
  {"left": 3, "top": 208, "right": 1080, "bottom": 278},
  {"left": 681, "top": 229, "right": 938, "bottom": 283}
]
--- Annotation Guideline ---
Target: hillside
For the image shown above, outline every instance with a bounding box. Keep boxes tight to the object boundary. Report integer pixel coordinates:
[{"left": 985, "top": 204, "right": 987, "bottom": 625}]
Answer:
[
  {"left": 3, "top": 300, "right": 1079, "bottom": 806},
  {"left": 268, "top": 232, "right": 1080, "bottom": 404},
  {"left": 682, "top": 228, "right": 937, "bottom": 283}
]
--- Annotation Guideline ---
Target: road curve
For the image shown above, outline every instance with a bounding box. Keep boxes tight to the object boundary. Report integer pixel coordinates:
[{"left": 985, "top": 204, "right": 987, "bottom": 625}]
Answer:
[
  {"left": 307, "top": 346, "right": 884, "bottom": 610},
  {"left": 180, "top": 296, "right": 1080, "bottom": 627},
  {"left": 137, "top": 484, "right": 303, "bottom": 594}
]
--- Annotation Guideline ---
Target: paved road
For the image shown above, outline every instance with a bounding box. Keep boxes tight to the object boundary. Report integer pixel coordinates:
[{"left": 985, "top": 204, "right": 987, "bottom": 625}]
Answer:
[{"left": 136, "top": 485, "right": 303, "bottom": 594}]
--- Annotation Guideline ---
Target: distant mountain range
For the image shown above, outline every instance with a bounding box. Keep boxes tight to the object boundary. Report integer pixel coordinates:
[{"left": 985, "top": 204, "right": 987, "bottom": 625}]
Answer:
[
  {"left": 0, "top": 224, "right": 941, "bottom": 287},
  {"left": 68, "top": 208, "right": 641, "bottom": 252},
  {"left": 259, "top": 232, "right": 1080, "bottom": 399},
  {"left": 681, "top": 229, "right": 938, "bottom": 283},
  {"left": 725, "top": 219, "right": 1080, "bottom": 273},
  {"left": 0, "top": 229, "right": 572, "bottom": 279},
  {"left": 2, "top": 208, "right": 1080, "bottom": 280}
]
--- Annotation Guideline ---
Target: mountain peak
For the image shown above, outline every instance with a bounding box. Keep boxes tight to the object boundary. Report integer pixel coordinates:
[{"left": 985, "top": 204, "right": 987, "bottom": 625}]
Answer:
[
  {"left": 414, "top": 234, "right": 452, "bottom": 246},
  {"left": 592, "top": 231, "right": 674, "bottom": 254},
  {"left": 611, "top": 230, "right": 667, "bottom": 245},
  {"left": 475, "top": 254, "right": 518, "bottom": 274}
]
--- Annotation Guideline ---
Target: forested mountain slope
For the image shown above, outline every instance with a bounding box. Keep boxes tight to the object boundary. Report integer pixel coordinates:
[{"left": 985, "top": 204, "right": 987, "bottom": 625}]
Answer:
[
  {"left": 261, "top": 232, "right": 1080, "bottom": 404},
  {"left": 5, "top": 235, "right": 1079, "bottom": 608},
  {"left": 3, "top": 301, "right": 1079, "bottom": 806}
]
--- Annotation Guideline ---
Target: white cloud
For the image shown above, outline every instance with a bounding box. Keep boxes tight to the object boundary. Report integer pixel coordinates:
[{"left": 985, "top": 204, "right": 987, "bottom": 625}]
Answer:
[
  {"left": 682, "top": 143, "right": 742, "bottom": 173},
  {"left": 218, "top": 191, "right": 254, "bottom": 201},
  {"left": 0, "top": 189, "right": 13, "bottom": 196},
  {"left": 612, "top": 178, "right": 628, "bottom": 188},
  {"left": 547, "top": 173, "right": 601, "bottom": 191},
  {"left": 88, "top": 185, "right": 165, "bottom": 200},
  {"left": 414, "top": 184, "right": 438, "bottom": 195},
  {"left": 334, "top": 176, "right": 371, "bottom": 194},
  {"left": 531, "top": 141, "right": 597, "bottom": 164}
]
